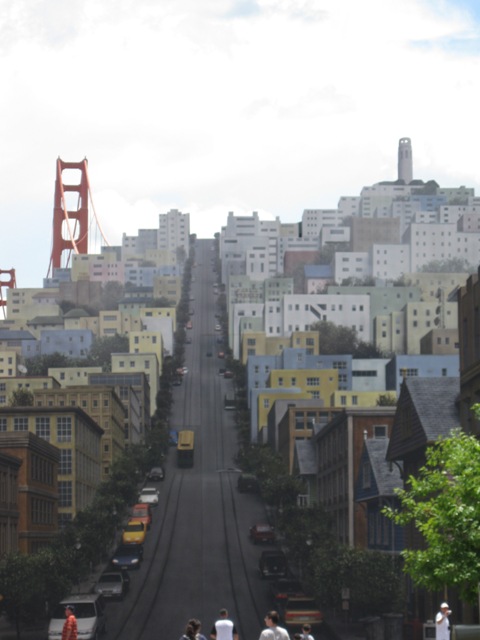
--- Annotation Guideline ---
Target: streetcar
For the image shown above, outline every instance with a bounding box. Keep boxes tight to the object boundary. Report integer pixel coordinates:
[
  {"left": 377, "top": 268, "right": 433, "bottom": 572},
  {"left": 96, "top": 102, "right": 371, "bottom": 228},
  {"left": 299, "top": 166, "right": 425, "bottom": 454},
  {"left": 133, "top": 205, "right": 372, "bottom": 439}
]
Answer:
[{"left": 177, "top": 429, "right": 194, "bottom": 468}]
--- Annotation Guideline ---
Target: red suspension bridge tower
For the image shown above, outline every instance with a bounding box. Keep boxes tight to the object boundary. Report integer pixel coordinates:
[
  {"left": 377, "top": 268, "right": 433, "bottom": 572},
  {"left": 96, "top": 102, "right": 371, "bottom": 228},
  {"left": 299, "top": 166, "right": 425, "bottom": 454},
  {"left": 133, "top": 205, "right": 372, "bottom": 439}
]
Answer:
[
  {"left": 48, "top": 157, "right": 109, "bottom": 276},
  {"left": 0, "top": 269, "right": 16, "bottom": 319}
]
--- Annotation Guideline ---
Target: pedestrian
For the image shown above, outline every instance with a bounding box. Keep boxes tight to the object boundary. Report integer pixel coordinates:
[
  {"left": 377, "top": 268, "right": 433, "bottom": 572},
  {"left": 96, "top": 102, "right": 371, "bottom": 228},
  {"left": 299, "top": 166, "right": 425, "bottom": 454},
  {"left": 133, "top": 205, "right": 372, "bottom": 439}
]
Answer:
[
  {"left": 300, "top": 624, "right": 314, "bottom": 640},
  {"left": 190, "top": 618, "right": 208, "bottom": 640},
  {"left": 436, "top": 602, "right": 452, "bottom": 640},
  {"left": 210, "top": 608, "right": 239, "bottom": 640},
  {"left": 180, "top": 620, "right": 196, "bottom": 640},
  {"left": 258, "top": 611, "right": 290, "bottom": 640},
  {"left": 62, "top": 605, "right": 78, "bottom": 640}
]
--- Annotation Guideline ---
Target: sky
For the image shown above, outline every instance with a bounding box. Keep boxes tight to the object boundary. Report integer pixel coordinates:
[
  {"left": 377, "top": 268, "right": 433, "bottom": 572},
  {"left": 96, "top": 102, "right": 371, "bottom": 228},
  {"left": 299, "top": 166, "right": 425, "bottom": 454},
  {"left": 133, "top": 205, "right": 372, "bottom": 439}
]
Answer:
[{"left": 1, "top": 0, "right": 480, "bottom": 288}]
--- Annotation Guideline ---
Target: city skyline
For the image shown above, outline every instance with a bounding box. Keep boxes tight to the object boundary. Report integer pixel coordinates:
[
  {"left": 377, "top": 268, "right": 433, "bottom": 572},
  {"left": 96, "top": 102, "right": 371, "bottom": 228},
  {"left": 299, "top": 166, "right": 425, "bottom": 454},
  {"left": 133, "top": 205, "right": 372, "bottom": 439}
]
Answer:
[{"left": 2, "top": 0, "right": 480, "bottom": 287}]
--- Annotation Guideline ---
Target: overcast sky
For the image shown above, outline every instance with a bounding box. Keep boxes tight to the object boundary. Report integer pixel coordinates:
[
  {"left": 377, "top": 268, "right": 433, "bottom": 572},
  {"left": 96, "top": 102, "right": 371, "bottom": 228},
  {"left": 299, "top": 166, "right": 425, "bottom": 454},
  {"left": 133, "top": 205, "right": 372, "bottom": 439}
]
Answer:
[{"left": 1, "top": 0, "right": 480, "bottom": 288}]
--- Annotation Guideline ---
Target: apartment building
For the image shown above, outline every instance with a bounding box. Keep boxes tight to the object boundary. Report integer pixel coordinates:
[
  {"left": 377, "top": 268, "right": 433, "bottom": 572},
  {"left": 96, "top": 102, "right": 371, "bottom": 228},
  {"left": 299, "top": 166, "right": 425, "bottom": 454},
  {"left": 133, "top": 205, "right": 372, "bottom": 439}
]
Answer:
[{"left": 0, "top": 431, "right": 59, "bottom": 553}]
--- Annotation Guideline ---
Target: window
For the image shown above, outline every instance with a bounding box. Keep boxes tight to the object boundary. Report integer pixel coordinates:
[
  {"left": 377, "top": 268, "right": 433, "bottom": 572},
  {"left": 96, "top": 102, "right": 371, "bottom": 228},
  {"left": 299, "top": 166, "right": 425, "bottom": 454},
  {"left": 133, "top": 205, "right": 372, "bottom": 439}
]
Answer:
[
  {"left": 59, "top": 449, "right": 72, "bottom": 474},
  {"left": 263, "top": 399, "right": 270, "bottom": 409},
  {"left": 57, "top": 416, "right": 72, "bottom": 442},
  {"left": 35, "top": 416, "right": 50, "bottom": 441},
  {"left": 306, "top": 377, "right": 320, "bottom": 386},
  {"left": 58, "top": 481, "right": 72, "bottom": 507},
  {"left": 0, "top": 417, "right": 6, "bottom": 431},
  {"left": 374, "top": 425, "right": 387, "bottom": 438},
  {"left": 14, "top": 417, "right": 28, "bottom": 431},
  {"left": 362, "top": 462, "right": 371, "bottom": 488}
]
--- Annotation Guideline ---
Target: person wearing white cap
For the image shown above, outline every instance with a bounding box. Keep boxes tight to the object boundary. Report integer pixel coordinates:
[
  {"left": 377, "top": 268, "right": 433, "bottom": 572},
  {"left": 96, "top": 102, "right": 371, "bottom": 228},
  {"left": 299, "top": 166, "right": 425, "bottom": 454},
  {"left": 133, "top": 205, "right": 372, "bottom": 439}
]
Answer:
[{"left": 435, "top": 602, "right": 451, "bottom": 640}]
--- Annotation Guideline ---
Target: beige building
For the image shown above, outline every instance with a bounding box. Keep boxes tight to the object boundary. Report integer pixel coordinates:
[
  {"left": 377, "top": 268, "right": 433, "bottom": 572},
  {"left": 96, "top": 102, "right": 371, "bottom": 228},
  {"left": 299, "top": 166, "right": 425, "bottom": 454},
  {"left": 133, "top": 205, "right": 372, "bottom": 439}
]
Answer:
[
  {"left": 111, "top": 352, "right": 159, "bottom": 416},
  {"left": 329, "top": 390, "right": 397, "bottom": 408},
  {"left": 153, "top": 276, "right": 182, "bottom": 304},
  {"left": 420, "top": 329, "right": 459, "bottom": 355},
  {"left": 240, "top": 330, "right": 319, "bottom": 364},
  {"left": 49, "top": 367, "right": 103, "bottom": 387},
  {"left": 0, "top": 375, "right": 60, "bottom": 406},
  {"left": 0, "top": 406, "right": 103, "bottom": 525},
  {"left": 33, "top": 386, "right": 125, "bottom": 481},
  {"left": 6, "top": 288, "right": 61, "bottom": 321}
]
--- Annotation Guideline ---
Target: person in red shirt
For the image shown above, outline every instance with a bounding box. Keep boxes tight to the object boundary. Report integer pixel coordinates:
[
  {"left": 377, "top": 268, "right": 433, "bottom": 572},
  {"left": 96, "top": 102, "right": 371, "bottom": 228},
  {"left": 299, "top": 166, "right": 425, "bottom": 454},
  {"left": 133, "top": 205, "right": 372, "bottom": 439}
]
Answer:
[{"left": 62, "top": 605, "right": 78, "bottom": 640}]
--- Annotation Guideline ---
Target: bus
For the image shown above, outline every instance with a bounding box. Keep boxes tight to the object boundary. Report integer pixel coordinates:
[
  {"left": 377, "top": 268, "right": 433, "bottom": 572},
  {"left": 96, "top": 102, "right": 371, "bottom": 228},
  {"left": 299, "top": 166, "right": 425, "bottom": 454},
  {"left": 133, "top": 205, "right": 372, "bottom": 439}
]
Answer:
[{"left": 177, "top": 429, "right": 194, "bottom": 468}]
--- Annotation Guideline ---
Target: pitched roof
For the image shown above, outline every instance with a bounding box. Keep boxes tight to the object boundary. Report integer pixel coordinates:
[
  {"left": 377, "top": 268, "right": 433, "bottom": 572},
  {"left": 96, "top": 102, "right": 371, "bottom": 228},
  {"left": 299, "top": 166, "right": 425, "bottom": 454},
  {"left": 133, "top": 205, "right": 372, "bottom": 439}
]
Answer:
[
  {"left": 294, "top": 439, "right": 317, "bottom": 475},
  {"left": 387, "top": 376, "right": 460, "bottom": 460},
  {"left": 405, "top": 377, "right": 459, "bottom": 441},
  {"left": 365, "top": 438, "right": 402, "bottom": 496}
]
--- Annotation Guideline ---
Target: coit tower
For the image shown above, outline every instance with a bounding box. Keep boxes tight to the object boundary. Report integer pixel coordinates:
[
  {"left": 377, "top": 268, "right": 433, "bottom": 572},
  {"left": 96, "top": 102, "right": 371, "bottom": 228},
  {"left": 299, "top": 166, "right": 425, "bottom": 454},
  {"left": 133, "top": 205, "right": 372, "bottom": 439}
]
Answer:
[{"left": 398, "top": 137, "right": 413, "bottom": 184}]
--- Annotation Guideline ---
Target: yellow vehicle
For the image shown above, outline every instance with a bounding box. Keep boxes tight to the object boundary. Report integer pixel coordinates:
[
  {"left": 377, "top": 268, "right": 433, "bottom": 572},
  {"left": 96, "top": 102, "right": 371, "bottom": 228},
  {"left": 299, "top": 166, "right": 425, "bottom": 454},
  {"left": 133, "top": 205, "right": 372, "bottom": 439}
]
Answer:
[
  {"left": 177, "top": 429, "right": 194, "bottom": 468},
  {"left": 122, "top": 519, "right": 146, "bottom": 545}
]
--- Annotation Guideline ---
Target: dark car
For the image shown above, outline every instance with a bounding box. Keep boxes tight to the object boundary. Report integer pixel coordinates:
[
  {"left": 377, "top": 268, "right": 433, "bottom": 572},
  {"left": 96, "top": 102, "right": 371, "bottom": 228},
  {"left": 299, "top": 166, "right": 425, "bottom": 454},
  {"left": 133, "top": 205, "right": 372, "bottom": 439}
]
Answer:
[
  {"left": 223, "top": 370, "right": 233, "bottom": 379},
  {"left": 237, "top": 473, "right": 259, "bottom": 493},
  {"left": 250, "top": 523, "right": 275, "bottom": 544},
  {"left": 206, "top": 351, "right": 213, "bottom": 357},
  {"left": 259, "top": 550, "right": 288, "bottom": 579},
  {"left": 111, "top": 544, "right": 143, "bottom": 570},
  {"left": 270, "top": 578, "right": 305, "bottom": 606}
]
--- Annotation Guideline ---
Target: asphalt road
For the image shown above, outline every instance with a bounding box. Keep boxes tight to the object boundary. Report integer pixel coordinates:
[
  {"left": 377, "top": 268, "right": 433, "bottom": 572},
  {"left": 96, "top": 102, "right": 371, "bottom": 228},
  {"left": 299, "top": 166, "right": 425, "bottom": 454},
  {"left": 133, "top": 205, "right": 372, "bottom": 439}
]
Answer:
[{"left": 106, "top": 239, "right": 274, "bottom": 640}]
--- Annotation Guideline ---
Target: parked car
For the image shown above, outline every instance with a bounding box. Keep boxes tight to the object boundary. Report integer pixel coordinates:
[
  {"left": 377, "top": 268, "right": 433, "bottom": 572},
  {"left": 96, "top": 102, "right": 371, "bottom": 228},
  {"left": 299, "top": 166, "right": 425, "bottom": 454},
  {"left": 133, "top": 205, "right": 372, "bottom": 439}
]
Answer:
[
  {"left": 282, "top": 597, "right": 323, "bottom": 629},
  {"left": 169, "top": 429, "right": 179, "bottom": 446},
  {"left": 206, "top": 351, "right": 213, "bottom": 357},
  {"left": 259, "top": 550, "right": 288, "bottom": 579},
  {"left": 122, "top": 520, "right": 146, "bottom": 545},
  {"left": 218, "top": 368, "right": 226, "bottom": 376},
  {"left": 218, "top": 351, "right": 225, "bottom": 358},
  {"left": 108, "top": 567, "right": 130, "bottom": 593},
  {"left": 48, "top": 594, "right": 106, "bottom": 640},
  {"left": 237, "top": 473, "right": 259, "bottom": 493},
  {"left": 172, "top": 375, "right": 183, "bottom": 386},
  {"left": 93, "top": 571, "right": 128, "bottom": 600},
  {"left": 138, "top": 487, "right": 159, "bottom": 506},
  {"left": 147, "top": 466, "right": 165, "bottom": 481},
  {"left": 185, "top": 337, "right": 192, "bottom": 344},
  {"left": 270, "top": 578, "right": 305, "bottom": 606},
  {"left": 249, "top": 523, "right": 275, "bottom": 544},
  {"left": 130, "top": 503, "right": 152, "bottom": 530},
  {"left": 215, "top": 324, "right": 221, "bottom": 331},
  {"left": 223, "top": 370, "right": 233, "bottom": 379},
  {"left": 111, "top": 544, "right": 143, "bottom": 570}
]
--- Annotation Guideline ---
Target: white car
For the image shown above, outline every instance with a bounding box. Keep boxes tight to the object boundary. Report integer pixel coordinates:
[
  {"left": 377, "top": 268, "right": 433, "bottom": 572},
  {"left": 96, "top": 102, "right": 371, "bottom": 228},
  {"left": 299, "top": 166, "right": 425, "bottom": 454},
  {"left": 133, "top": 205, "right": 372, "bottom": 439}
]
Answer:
[
  {"left": 215, "top": 324, "right": 221, "bottom": 331},
  {"left": 138, "top": 487, "right": 159, "bottom": 506}
]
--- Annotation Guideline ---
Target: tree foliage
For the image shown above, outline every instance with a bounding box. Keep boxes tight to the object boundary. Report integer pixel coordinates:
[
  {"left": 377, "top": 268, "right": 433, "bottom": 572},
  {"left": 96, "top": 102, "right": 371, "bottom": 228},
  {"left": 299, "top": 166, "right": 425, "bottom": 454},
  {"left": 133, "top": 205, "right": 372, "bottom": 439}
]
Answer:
[
  {"left": 311, "top": 545, "right": 404, "bottom": 616},
  {"left": 88, "top": 334, "right": 129, "bottom": 370},
  {"left": 384, "top": 428, "right": 480, "bottom": 603},
  {"left": 9, "top": 389, "right": 34, "bottom": 406},
  {"left": 419, "top": 258, "right": 477, "bottom": 273},
  {"left": 312, "top": 320, "right": 384, "bottom": 357}
]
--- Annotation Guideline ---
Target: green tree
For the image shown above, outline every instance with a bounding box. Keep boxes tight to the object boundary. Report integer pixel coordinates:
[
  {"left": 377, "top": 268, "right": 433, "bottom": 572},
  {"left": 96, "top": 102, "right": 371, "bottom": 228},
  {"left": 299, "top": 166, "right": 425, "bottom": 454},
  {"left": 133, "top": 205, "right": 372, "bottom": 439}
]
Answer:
[
  {"left": 88, "top": 334, "right": 129, "bottom": 370},
  {"left": 376, "top": 393, "right": 397, "bottom": 406},
  {"left": 312, "top": 320, "right": 358, "bottom": 355},
  {"left": 9, "top": 389, "right": 34, "bottom": 406},
  {"left": 383, "top": 428, "right": 480, "bottom": 603}
]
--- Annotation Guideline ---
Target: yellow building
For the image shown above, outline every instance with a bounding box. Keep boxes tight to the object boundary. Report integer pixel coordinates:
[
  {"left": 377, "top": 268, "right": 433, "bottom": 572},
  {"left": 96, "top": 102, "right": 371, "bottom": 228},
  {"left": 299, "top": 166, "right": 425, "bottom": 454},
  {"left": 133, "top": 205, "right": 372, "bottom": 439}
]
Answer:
[
  {"left": 6, "top": 288, "right": 61, "bottom": 321},
  {"left": 48, "top": 367, "right": 103, "bottom": 387},
  {"left": 0, "top": 375, "right": 60, "bottom": 407},
  {"left": 140, "top": 307, "right": 177, "bottom": 326},
  {"left": 129, "top": 332, "right": 164, "bottom": 371},
  {"left": 153, "top": 276, "right": 182, "bottom": 304},
  {"left": 257, "top": 369, "right": 340, "bottom": 435},
  {"left": 98, "top": 310, "right": 142, "bottom": 337},
  {"left": 34, "top": 386, "right": 126, "bottom": 481},
  {"left": 329, "top": 390, "right": 397, "bottom": 408},
  {"left": 0, "top": 350, "right": 18, "bottom": 377},
  {"left": 111, "top": 353, "right": 159, "bottom": 417},
  {"left": 240, "top": 330, "right": 319, "bottom": 364},
  {"left": 0, "top": 406, "right": 103, "bottom": 525}
]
